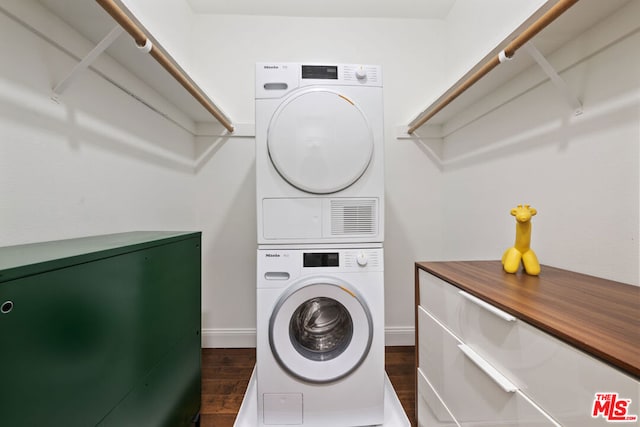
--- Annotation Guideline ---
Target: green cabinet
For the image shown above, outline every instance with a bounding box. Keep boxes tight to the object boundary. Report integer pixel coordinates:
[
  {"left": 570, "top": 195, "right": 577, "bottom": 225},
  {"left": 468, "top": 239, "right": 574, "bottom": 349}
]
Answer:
[{"left": 0, "top": 231, "right": 201, "bottom": 427}]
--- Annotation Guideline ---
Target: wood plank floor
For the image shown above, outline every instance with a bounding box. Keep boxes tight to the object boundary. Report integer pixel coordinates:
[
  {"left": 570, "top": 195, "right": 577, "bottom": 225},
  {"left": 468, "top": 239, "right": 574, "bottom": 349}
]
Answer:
[{"left": 201, "top": 346, "right": 416, "bottom": 427}]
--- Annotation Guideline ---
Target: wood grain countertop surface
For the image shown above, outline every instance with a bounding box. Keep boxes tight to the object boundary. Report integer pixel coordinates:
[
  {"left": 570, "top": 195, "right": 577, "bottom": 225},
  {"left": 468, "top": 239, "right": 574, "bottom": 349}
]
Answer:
[{"left": 415, "top": 260, "right": 640, "bottom": 379}]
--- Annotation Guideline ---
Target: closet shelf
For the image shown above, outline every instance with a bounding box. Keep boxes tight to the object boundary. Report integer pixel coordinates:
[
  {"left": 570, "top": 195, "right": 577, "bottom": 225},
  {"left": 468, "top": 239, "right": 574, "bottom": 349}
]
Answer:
[
  {"left": 36, "top": 0, "right": 238, "bottom": 136},
  {"left": 402, "top": 0, "right": 631, "bottom": 137},
  {"left": 95, "top": 0, "right": 233, "bottom": 133}
]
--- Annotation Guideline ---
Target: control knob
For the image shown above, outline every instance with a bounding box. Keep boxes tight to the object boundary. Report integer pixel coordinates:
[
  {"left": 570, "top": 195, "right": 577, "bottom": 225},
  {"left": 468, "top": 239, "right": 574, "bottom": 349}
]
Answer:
[
  {"left": 355, "top": 67, "right": 367, "bottom": 80},
  {"left": 356, "top": 252, "right": 368, "bottom": 266}
]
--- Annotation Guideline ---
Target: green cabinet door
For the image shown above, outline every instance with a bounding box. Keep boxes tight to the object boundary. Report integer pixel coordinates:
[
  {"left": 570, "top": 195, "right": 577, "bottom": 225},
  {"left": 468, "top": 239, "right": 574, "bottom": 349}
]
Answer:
[{"left": 0, "top": 232, "right": 201, "bottom": 427}]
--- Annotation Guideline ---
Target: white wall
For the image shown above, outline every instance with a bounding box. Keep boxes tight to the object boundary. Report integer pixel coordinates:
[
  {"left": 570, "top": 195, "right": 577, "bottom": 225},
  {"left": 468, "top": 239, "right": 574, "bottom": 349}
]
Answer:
[
  {"left": 443, "top": 0, "right": 547, "bottom": 92},
  {"left": 0, "top": 5, "right": 198, "bottom": 245},
  {"left": 120, "top": 0, "right": 195, "bottom": 74},
  {"left": 190, "top": 14, "right": 447, "bottom": 345},
  {"left": 0, "top": 1, "right": 449, "bottom": 346},
  {"left": 188, "top": 1, "right": 564, "bottom": 345},
  {"left": 2, "top": 0, "right": 636, "bottom": 354},
  {"left": 439, "top": 2, "right": 640, "bottom": 285}
]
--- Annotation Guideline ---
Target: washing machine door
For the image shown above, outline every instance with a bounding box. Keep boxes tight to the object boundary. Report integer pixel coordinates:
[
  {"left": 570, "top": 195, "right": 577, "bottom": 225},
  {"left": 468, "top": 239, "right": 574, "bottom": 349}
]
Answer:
[
  {"left": 267, "top": 89, "right": 374, "bottom": 194},
  {"left": 269, "top": 278, "right": 373, "bottom": 383}
]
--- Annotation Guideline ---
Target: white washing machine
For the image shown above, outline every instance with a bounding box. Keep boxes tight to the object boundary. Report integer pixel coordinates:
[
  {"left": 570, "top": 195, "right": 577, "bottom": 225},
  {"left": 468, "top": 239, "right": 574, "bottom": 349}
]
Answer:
[
  {"left": 256, "top": 245, "right": 385, "bottom": 426},
  {"left": 255, "top": 63, "right": 385, "bottom": 245}
]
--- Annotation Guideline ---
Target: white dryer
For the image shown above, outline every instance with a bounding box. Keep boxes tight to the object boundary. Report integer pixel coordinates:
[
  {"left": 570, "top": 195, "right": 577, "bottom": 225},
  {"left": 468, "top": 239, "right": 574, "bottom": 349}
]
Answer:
[
  {"left": 256, "top": 245, "right": 385, "bottom": 426},
  {"left": 255, "top": 63, "right": 384, "bottom": 245}
]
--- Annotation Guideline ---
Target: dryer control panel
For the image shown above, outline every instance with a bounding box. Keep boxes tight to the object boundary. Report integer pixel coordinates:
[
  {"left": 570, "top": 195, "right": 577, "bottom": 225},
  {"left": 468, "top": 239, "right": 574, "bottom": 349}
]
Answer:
[{"left": 256, "top": 63, "right": 382, "bottom": 99}]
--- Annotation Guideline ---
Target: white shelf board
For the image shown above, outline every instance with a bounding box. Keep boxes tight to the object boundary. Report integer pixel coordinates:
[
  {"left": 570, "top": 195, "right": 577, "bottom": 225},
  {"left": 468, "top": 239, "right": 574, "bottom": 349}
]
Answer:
[
  {"left": 37, "top": 0, "right": 226, "bottom": 127},
  {"left": 412, "top": 0, "right": 632, "bottom": 128}
]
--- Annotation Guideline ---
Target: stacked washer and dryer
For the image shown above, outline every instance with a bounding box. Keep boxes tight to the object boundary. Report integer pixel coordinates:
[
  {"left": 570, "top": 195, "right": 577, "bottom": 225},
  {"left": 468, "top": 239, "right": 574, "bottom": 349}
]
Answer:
[{"left": 255, "top": 63, "right": 386, "bottom": 427}]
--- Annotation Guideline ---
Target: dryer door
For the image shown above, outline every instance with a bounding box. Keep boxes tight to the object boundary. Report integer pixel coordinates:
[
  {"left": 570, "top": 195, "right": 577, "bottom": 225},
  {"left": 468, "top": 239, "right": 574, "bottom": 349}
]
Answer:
[
  {"left": 269, "top": 279, "right": 373, "bottom": 383},
  {"left": 267, "top": 89, "right": 374, "bottom": 194}
]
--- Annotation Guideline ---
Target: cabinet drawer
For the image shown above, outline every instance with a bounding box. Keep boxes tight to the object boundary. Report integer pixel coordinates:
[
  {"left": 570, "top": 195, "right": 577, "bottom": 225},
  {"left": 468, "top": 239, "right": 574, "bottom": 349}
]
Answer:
[
  {"left": 458, "top": 303, "right": 640, "bottom": 427},
  {"left": 419, "top": 269, "right": 463, "bottom": 335},
  {"left": 417, "top": 367, "right": 459, "bottom": 427},
  {"left": 418, "top": 306, "right": 556, "bottom": 426},
  {"left": 419, "top": 269, "right": 516, "bottom": 340}
]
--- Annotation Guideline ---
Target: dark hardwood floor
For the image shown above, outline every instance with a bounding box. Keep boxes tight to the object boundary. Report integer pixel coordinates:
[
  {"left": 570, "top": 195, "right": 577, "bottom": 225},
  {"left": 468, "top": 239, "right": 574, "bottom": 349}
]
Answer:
[
  {"left": 385, "top": 346, "right": 416, "bottom": 426},
  {"left": 201, "top": 346, "right": 416, "bottom": 427}
]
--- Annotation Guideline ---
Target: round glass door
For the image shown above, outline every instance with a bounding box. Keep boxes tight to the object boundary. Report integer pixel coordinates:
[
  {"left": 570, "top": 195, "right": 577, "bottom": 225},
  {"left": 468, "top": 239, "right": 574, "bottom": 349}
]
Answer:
[
  {"left": 289, "top": 296, "right": 353, "bottom": 362},
  {"left": 269, "top": 280, "right": 373, "bottom": 383},
  {"left": 267, "top": 89, "right": 374, "bottom": 194}
]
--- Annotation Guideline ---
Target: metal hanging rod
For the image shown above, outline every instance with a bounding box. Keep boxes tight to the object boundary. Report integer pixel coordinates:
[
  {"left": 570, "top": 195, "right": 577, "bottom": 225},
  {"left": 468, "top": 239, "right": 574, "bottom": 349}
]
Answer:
[
  {"left": 407, "top": 0, "right": 580, "bottom": 135},
  {"left": 95, "top": 0, "right": 235, "bottom": 133}
]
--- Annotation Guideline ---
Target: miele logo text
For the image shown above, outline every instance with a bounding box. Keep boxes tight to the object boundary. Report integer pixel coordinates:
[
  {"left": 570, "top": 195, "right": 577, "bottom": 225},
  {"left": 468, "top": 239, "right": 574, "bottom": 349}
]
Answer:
[
  {"left": 263, "top": 65, "right": 279, "bottom": 69},
  {"left": 265, "top": 253, "right": 280, "bottom": 257}
]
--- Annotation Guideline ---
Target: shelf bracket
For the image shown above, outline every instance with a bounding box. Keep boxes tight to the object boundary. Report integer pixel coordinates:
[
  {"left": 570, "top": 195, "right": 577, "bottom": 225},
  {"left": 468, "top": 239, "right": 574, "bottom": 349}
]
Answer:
[
  {"left": 52, "top": 25, "right": 124, "bottom": 101},
  {"left": 523, "top": 42, "right": 583, "bottom": 116}
]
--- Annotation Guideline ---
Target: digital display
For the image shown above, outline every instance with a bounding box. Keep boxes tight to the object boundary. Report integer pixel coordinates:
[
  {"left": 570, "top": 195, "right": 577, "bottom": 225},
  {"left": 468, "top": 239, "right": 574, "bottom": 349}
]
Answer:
[
  {"left": 303, "top": 252, "right": 339, "bottom": 267},
  {"left": 302, "top": 65, "right": 338, "bottom": 79}
]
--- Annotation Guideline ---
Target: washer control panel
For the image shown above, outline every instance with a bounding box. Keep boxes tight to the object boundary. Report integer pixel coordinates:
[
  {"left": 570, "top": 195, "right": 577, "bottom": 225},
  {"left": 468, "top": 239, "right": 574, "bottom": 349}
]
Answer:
[
  {"left": 258, "top": 247, "right": 383, "bottom": 280},
  {"left": 299, "top": 249, "right": 382, "bottom": 270},
  {"left": 356, "top": 252, "right": 368, "bottom": 266}
]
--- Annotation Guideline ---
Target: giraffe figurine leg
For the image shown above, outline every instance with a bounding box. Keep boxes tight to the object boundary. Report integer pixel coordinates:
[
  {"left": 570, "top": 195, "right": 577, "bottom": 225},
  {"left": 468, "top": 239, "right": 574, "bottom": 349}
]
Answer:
[
  {"left": 502, "top": 247, "right": 522, "bottom": 273},
  {"left": 522, "top": 250, "right": 540, "bottom": 276}
]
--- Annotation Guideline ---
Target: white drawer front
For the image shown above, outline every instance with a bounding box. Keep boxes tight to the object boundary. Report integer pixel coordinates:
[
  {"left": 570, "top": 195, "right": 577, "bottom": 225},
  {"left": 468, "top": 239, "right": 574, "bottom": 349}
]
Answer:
[
  {"left": 458, "top": 303, "right": 640, "bottom": 426},
  {"left": 419, "top": 269, "right": 463, "bottom": 336},
  {"left": 419, "top": 269, "right": 517, "bottom": 347},
  {"left": 418, "top": 306, "right": 556, "bottom": 426},
  {"left": 417, "top": 367, "right": 459, "bottom": 427}
]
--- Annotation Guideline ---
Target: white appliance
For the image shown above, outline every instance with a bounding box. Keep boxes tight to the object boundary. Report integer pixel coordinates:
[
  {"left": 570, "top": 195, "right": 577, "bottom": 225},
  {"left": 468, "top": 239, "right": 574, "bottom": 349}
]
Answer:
[
  {"left": 255, "top": 63, "right": 385, "bottom": 245},
  {"left": 256, "top": 245, "right": 385, "bottom": 426}
]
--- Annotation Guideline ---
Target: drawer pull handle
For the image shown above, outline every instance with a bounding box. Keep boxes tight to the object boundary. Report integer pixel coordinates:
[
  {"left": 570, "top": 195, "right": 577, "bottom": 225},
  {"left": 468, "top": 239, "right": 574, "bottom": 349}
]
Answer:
[
  {"left": 459, "top": 291, "right": 516, "bottom": 322},
  {"left": 458, "top": 344, "right": 517, "bottom": 393}
]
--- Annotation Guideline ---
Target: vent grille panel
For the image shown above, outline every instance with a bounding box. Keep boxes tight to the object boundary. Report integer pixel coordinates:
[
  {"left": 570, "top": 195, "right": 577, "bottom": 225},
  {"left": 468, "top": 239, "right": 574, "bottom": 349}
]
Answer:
[{"left": 330, "top": 199, "right": 377, "bottom": 236}]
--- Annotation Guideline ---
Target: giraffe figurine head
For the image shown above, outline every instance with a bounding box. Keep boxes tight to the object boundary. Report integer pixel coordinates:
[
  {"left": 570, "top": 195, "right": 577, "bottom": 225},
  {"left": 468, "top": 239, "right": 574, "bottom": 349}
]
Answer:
[
  {"left": 502, "top": 204, "right": 540, "bottom": 276},
  {"left": 511, "top": 204, "right": 537, "bottom": 223}
]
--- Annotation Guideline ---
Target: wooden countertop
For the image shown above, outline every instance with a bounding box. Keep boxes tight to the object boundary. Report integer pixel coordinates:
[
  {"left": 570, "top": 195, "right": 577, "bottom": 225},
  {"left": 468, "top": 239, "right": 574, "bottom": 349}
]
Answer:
[{"left": 416, "top": 261, "right": 640, "bottom": 379}]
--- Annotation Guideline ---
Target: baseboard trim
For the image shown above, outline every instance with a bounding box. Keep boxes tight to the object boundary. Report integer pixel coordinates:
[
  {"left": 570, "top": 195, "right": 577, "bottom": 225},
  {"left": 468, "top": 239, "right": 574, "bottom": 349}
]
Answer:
[
  {"left": 384, "top": 326, "right": 415, "bottom": 346},
  {"left": 201, "top": 327, "right": 415, "bottom": 348},
  {"left": 202, "top": 328, "right": 256, "bottom": 348}
]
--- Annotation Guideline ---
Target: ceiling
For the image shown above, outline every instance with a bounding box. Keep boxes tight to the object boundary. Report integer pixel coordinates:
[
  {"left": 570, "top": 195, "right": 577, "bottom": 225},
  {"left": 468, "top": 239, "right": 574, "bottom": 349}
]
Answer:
[{"left": 186, "top": 0, "right": 457, "bottom": 19}]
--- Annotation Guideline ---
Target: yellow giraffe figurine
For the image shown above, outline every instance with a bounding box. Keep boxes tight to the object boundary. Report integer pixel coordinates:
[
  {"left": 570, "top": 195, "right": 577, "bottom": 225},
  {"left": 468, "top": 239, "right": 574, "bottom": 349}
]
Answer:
[{"left": 502, "top": 204, "right": 540, "bottom": 276}]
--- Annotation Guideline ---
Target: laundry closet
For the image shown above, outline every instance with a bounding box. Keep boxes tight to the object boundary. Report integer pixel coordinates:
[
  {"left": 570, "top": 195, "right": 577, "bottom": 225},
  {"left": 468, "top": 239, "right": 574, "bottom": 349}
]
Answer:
[{"left": 0, "top": 0, "right": 638, "bottom": 426}]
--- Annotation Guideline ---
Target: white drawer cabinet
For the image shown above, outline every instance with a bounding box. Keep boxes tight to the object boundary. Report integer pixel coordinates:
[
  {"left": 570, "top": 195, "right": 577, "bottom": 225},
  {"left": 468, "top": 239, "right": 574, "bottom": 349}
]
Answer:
[
  {"left": 417, "top": 367, "right": 459, "bottom": 427},
  {"left": 415, "top": 262, "right": 640, "bottom": 427},
  {"left": 419, "top": 306, "right": 556, "bottom": 426}
]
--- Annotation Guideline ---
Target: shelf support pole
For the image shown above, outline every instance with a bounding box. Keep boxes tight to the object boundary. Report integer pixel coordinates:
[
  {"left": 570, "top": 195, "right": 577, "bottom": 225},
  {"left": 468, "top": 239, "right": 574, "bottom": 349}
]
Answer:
[
  {"left": 52, "top": 25, "right": 123, "bottom": 101},
  {"left": 523, "top": 42, "right": 583, "bottom": 115}
]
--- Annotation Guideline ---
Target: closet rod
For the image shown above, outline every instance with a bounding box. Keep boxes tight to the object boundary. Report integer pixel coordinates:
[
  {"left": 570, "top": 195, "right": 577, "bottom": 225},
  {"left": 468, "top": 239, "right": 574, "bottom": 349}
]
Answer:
[
  {"left": 407, "top": 0, "right": 579, "bottom": 135},
  {"left": 95, "top": 0, "right": 234, "bottom": 133}
]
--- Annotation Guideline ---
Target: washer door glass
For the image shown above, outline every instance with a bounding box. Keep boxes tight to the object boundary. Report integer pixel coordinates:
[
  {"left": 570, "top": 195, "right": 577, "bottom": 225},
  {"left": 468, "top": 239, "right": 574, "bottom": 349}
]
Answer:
[
  {"left": 267, "top": 89, "right": 374, "bottom": 194},
  {"left": 269, "top": 282, "right": 373, "bottom": 383},
  {"left": 289, "top": 296, "right": 353, "bottom": 362}
]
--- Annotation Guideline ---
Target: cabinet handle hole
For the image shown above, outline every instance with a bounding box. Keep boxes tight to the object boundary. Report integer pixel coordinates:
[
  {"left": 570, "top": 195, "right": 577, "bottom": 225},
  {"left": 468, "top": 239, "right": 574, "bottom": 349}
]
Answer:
[{"left": 1, "top": 301, "right": 13, "bottom": 314}]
